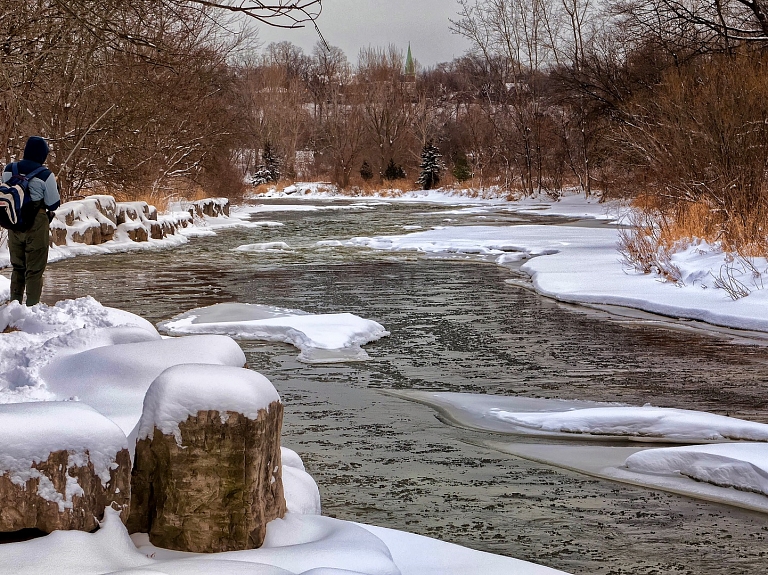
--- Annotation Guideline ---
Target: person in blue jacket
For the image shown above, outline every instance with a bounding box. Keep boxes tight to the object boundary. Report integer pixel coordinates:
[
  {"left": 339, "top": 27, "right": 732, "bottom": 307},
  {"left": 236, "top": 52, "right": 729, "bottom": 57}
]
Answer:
[{"left": 2, "top": 136, "right": 61, "bottom": 306}]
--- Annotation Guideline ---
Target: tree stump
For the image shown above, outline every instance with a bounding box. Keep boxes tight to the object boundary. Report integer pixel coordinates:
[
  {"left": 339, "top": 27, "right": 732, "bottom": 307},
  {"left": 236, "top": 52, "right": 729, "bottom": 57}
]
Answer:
[{"left": 127, "top": 364, "right": 286, "bottom": 552}]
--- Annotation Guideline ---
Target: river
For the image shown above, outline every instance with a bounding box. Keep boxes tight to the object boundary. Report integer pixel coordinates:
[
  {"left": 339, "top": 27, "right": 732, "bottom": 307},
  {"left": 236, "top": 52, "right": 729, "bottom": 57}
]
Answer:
[{"left": 33, "top": 198, "right": 768, "bottom": 574}]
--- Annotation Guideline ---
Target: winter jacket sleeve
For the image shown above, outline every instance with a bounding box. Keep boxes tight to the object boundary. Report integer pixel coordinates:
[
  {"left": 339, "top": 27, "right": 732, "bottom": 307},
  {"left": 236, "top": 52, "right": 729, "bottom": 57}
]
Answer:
[{"left": 41, "top": 173, "right": 60, "bottom": 211}]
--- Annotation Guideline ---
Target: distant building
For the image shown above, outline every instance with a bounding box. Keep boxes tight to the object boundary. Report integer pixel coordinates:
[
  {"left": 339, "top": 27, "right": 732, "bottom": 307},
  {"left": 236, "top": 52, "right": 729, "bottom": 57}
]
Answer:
[{"left": 404, "top": 43, "right": 416, "bottom": 83}]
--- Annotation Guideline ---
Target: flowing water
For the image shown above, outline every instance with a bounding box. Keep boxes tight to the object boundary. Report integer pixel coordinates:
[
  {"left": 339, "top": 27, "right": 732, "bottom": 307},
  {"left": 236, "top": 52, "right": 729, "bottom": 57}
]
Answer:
[{"left": 26, "top": 199, "right": 768, "bottom": 574}]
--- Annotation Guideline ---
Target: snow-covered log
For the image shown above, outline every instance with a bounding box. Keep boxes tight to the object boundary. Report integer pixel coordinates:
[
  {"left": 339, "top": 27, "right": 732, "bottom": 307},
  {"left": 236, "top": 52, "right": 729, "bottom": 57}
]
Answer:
[{"left": 127, "top": 364, "right": 286, "bottom": 552}]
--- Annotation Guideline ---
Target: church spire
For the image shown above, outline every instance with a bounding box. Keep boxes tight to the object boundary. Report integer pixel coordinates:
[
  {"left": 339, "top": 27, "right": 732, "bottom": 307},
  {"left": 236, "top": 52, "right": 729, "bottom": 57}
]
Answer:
[{"left": 405, "top": 43, "right": 415, "bottom": 77}]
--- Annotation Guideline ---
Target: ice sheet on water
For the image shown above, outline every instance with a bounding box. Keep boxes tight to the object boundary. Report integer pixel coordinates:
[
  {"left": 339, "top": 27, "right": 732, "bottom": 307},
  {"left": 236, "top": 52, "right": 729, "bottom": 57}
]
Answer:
[
  {"left": 393, "top": 390, "right": 768, "bottom": 443},
  {"left": 158, "top": 303, "right": 389, "bottom": 364}
]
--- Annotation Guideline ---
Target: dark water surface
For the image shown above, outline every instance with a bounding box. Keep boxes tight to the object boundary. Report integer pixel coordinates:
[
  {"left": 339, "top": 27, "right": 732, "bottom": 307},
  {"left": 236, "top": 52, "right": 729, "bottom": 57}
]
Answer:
[{"left": 32, "top": 199, "right": 768, "bottom": 574}]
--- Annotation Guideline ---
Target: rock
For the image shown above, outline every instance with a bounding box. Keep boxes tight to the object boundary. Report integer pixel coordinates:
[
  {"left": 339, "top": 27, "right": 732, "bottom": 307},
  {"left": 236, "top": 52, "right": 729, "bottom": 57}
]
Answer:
[
  {"left": 191, "top": 198, "right": 229, "bottom": 218},
  {"left": 0, "top": 402, "right": 131, "bottom": 534},
  {"left": 49, "top": 221, "right": 67, "bottom": 246},
  {"left": 149, "top": 221, "right": 163, "bottom": 240},
  {"left": 125, "top": 225, "right": 148, "bottom": 242},
  {"left": 128, "top": 364, "right": 286, "bottom": 552},
  {"left": 71, "top": 222, "right": 103, "bottom": 245}
]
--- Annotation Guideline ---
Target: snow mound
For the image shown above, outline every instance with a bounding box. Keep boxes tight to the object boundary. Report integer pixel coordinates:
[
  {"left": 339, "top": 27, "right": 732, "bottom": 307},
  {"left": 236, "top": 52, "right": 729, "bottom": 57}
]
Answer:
[
  {"left": 281, "top": 447, "right": 321, "bottom": 515},
  {"left": 625, "top": 443, "right": 768, "bottom": 496},
  {"left": 0, "top": 298, "right": 160, "bottom": 403},
  {"left": 491, "top": 405, "right": 768, "bottom": 442},
  {"left": 41, "top": 335, "right": 246, "bottom": 434},
  {"left": 137, "top": 363, "right": 280, "bottom": 443},
  {"left": 158, "top": 303, "right": 389, "bottom": 364}
]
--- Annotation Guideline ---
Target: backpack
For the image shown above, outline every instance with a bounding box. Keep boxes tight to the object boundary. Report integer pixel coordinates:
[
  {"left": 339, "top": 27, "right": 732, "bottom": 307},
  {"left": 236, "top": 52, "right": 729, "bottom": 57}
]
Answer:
[{"left": 0, "top": 163, "right": 47, "bottom": 232}]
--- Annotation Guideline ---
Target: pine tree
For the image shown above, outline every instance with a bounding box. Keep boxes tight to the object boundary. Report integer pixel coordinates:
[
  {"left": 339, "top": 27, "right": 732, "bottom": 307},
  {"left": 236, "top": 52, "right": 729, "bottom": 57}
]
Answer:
[
  {"left": 360, "top": 160, "right": 373, "bottom": 181},
  {"left": 383, "top": 158, "right": 406, "bottom": 181},
  {"left": 417, "top": 141, "right": 442, "bottom": 190},
  {"left": 251, "top": 142, "right": 281, "bottom": 186},
  {"left": 452, "top": 154, "right": 473, "bottom": 183},
  {"left": 262, "top": 141, "right": 281, "bottom": 182}
]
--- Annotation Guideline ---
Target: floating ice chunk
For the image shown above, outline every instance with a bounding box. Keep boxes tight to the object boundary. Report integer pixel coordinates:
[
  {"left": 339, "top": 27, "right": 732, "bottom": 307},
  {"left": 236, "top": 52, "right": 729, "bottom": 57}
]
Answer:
[
  {"left": 625, "top": 443, "right": 768, "bottom": 496},
  {"left": 159, "top": 303, "right": 389, "bottom": 364},
  {"left": 393, "top": 391, "right": 768, "bottom": 443},
  {"left": 490, "top": 405, "right": 768, "bottom": 442},
  {"left": 234, "top": 242, "right": 293, "bottom": 252}
]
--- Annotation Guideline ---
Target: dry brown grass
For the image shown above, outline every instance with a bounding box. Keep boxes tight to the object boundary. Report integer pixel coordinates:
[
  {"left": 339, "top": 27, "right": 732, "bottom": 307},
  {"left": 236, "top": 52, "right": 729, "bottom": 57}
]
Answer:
[{"left": 627, "top": 195, "right": 768, "bottom": 258}]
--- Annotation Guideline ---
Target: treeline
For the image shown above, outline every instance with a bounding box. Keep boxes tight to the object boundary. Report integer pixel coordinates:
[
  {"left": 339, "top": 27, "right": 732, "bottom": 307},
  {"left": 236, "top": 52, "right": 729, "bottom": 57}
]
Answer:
[
  {"left": 0, "top": 0, "right": 317, "bottom": 202},
  {"left": 5, "top": 0, "right": 768, "bottom": 254}
]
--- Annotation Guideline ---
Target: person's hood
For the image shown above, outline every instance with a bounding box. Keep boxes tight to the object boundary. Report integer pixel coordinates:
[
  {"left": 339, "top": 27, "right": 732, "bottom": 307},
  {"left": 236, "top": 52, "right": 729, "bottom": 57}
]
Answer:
[{"left": 23, "top": 136, "right": 49, "bottom": 164}]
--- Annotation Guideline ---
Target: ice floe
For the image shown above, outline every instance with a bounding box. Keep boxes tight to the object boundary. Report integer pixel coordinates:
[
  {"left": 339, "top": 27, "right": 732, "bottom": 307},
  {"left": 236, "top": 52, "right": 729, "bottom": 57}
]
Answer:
[{"left": 158, "top": 302, "right": 389, "bottom": 364}]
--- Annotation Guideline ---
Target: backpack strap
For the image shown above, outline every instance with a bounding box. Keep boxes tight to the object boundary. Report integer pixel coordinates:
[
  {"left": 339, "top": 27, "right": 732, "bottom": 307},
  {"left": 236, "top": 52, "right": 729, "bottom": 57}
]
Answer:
[{"left": 24, "top": 166, "right": 47, "bottom": 182}]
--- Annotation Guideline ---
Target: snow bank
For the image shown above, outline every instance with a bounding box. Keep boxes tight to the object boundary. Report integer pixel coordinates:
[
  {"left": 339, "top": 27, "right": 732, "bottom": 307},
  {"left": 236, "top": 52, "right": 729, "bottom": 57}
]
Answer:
[
  {"left": 136, "top": 363, "right": 280, "bottom": 443},
  {"left": 0, "top": 402, "right": 127, "bottom": 509},
  {"left": 158, "top": 302, "right": 389, "bottom": 364},
  {"left": 0, "top": 298, "right": 160, "bottom": 403},
  {"left": 393, "top": 391, "right": 768, "bottom": 443},
  {"left": 492, "top": 405, "right": 768, "bottom": 442},
  {"left": 342, "top": 223, "right": 768, "bottom": 333},
  {"left": 625, "top": 443, "right": 768, "bottom": 496},
  {"left": 281, "top": 447, "right": 321, "bottom": 515},
  {"left": 41, "top": 335, "right": 246, "bottom": 433}
]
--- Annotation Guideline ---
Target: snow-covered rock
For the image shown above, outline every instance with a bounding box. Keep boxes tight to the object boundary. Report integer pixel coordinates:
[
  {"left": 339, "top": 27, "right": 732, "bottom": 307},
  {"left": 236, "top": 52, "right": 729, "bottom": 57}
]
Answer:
[{"left": 0, "top": 402, "right": 130, "bottom": 533}]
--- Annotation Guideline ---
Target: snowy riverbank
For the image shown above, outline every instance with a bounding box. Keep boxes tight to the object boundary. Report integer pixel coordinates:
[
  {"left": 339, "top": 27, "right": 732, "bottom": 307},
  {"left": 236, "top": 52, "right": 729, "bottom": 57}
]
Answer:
[{"left": 247, "top": 184, "right": 768, "bottom": 334}]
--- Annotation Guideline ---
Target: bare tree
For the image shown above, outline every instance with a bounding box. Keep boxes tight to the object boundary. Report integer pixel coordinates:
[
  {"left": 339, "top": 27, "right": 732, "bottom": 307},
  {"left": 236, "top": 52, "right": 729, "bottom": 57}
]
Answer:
[{"left": 358, "top": 46, "right": 413, "bottom": 182}]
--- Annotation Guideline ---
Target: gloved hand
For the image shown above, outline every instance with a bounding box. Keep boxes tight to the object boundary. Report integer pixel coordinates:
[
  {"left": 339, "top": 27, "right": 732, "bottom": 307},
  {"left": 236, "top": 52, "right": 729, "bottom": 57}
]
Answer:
[{"left": 47, "top": 211, "right": 55, "bottom": 223}]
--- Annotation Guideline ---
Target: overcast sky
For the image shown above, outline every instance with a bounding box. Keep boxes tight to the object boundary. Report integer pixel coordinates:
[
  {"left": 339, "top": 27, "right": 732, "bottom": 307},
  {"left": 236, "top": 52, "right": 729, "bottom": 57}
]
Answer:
[{"left": 257, "top": 0, "right": 473, "bottom": 68}]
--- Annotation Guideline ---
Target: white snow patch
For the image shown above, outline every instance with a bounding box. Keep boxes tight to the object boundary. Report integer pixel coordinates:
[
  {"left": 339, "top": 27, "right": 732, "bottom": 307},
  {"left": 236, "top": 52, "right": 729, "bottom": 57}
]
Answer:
[
  {"left": 281, "top": 446, "right": 322, "bottom": 515},
  {"left": 234, "top": 242, "right": 293, "bottom": 253},
  {"left": 393, "top": 391, "right": 768, "bottom": 443},
  {"left": 158, "top": 302, "right": 389, "bottom": 364},
  {"left": 41, "top": 335, "right": 246, "bottom": 434},
  {"left": 0, "top": 298, "right": 160, "bottom": 403},
  {"left": 625, "top": 443, "right": 768, "bottom": 496}
]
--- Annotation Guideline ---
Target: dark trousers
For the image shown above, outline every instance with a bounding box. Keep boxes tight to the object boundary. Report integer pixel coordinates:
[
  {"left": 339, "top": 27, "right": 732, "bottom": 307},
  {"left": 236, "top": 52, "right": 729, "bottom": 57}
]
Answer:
[{"left": 8, "top": 211, "right": 50, "bottom": 306}]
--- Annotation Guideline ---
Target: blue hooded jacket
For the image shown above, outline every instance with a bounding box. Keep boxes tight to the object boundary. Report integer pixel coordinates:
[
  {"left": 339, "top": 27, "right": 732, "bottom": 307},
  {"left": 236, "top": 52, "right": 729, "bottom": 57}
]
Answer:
[{"left": 2, "top": 136, "right": 60, "bottom": 211}]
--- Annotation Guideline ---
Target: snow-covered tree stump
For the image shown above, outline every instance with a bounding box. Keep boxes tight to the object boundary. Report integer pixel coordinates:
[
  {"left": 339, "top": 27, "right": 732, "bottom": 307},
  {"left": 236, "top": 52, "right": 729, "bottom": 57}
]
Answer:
[
  {"left": 0, "top": 402, "right": 131, "bottom": 534},
  {"left": 127, "top": 364, "right": 286, "bottom": 553}
]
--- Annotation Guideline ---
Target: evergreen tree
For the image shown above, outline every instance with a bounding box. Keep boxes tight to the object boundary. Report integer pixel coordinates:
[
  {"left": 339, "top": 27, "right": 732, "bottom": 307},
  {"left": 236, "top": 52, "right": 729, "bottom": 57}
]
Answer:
[
  {"left": 452, "top": 154, "right": 473, "bottom": 183},
  {"left": 417, "top": 141, "right": 442, "bottom": 190},
  {"left": 262, "top": 141, "right": 281, "bottom": 182},
  {"left": 360, "top": 160, "right": 373, "bottom": 181},
  {"left": 383, "top": 158, "right": 406, "bottom": 180},
  {"left": 251, "top": 142, "right": 281, "bottom": 186}
]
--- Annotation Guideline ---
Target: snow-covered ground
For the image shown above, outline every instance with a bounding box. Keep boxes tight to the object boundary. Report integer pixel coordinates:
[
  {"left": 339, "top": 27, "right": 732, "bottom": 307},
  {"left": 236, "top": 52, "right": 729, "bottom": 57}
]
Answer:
[{"left": 4, "top": 187, "right": 768, "bottom": 572}]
